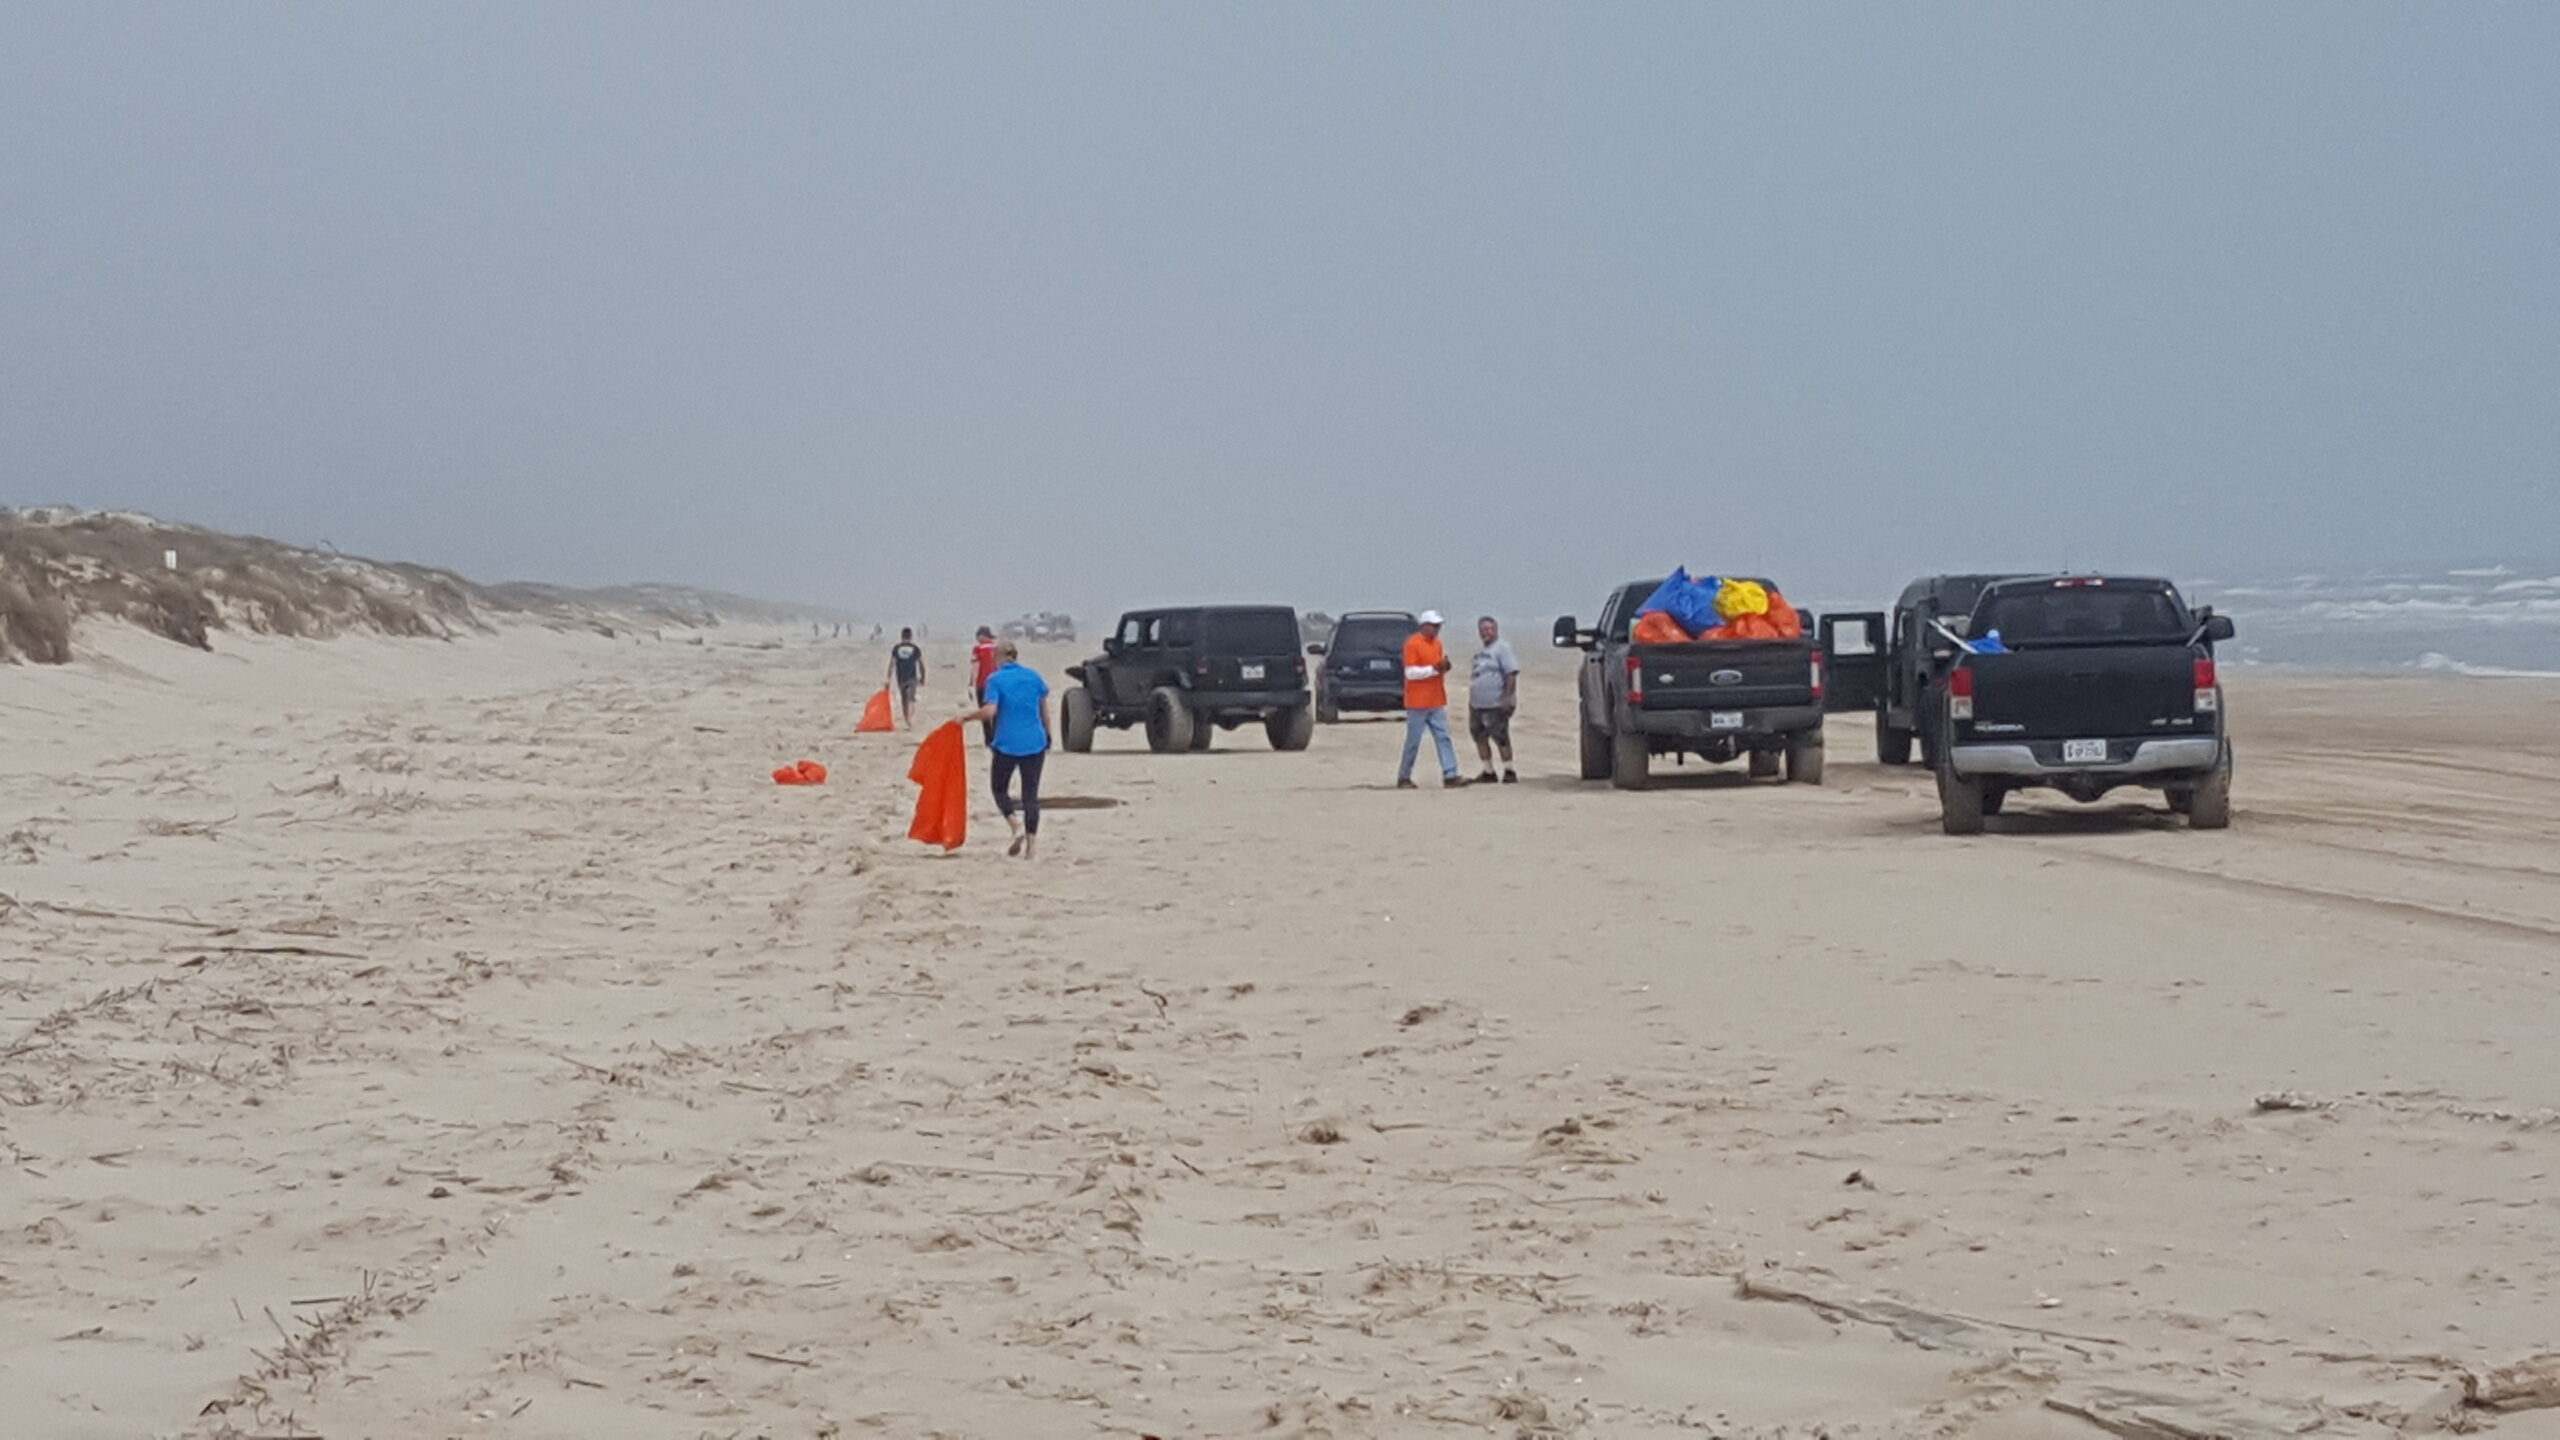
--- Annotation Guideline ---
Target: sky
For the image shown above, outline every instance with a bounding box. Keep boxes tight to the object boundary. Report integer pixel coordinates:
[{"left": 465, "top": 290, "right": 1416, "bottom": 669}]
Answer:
[{"left": 4, "top": 3, "right": 2554, "bottom": 624}]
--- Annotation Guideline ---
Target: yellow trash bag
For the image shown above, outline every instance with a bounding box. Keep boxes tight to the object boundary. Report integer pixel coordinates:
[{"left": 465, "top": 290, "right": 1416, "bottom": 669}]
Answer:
[{"left": 1714, "top": 578, "right": 1770, "bottom": 621}]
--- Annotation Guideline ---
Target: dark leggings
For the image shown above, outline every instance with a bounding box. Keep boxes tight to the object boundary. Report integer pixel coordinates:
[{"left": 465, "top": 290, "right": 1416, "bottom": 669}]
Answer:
[{"left": 991, "top": 750, "right": 1046, "bottom": 834}]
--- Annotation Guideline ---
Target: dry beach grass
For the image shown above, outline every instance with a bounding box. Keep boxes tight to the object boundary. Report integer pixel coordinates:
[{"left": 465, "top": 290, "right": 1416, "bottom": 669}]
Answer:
[{"left": 4, "top": 626, "right": 2560, "bottom": 1438}]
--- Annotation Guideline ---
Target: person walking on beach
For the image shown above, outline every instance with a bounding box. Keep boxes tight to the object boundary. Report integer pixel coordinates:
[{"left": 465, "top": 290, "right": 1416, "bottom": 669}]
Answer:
[
  {"left": 1468, "top": 615, "right": 1521, "bottom": 784},
  {"left": 1397, "top": 611, "right": 1464, "bottom": 789},
  {"left": 888, "top": 628, "right": 927, "bottom": 728},
  {"left": 969, "top": 641, "right": 1052, "bottom": 858}
]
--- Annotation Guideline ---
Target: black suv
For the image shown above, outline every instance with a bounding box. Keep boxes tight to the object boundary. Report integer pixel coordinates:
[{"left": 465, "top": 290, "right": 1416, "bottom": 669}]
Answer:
[
  {"left": 1061, "top": 606, "right": 1315, "bottom": 753},
  {"left": 1873, "top": 574, "right": 2026, "bottom": 765},
  {"left": 1308, "top": 610, "right": 1416, "bottom": 723}
]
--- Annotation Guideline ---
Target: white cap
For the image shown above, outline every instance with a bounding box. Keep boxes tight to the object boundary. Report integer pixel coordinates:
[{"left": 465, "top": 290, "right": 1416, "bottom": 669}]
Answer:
[{"left": 1417, "top": 610, "right": 1444, "bottom": 626}]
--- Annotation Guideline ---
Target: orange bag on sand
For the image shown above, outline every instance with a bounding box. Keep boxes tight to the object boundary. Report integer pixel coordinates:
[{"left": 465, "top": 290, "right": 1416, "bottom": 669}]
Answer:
[
  {"left": 857, "top": 688, "right": 896, "bottom": 733},
  {"left": 773, "top": 759, "right": 828, "bottom": 785},
  {"left": 1632, "top": 610, "right": 1692, "bottom": 645},
  {"left": 906, "top": 721, "right": 969, "bottom": 852},
  {"left": 773, "top": 765, "right": 804, "bottom": 785}
]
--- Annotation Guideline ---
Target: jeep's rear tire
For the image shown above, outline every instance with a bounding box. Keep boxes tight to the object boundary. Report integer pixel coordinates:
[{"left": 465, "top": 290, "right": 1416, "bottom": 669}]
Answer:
[
  {"left": 1061, "top": 687, "right": 1096, "bottom": 753},
  {"left": 2187, "top": 744, "right": 2233, "bottom": 830},
  {"left": 1267, "top": 706, "right": 1314, "bottom": 752},
  {"left": 1876, "top": 710, "right": 1913, "bottom": 766},
  {"left": 1938, "top": 761, "right": 1986, "bottom": 835},
  {"left": 1610, "top": 727, "right": 1651, "bottom": 791},
  {"left": 1748, "top": 749, "right": 1781, "bottom": 779},
  {"left": 1578, "top": 710, "right": 1611, "bottom": 781},
  {"left": 1146, "top": 687, "right": 1195, "bottom": 754},
  {"left": 1785, "top": 734, "right": 1825, "bottom": 785}
]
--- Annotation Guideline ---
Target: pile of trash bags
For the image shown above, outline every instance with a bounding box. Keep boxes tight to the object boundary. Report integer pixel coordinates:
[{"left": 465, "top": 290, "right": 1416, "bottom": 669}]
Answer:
[{"left": 1632, "top": 568, "right": 1804, "bottom": 644}]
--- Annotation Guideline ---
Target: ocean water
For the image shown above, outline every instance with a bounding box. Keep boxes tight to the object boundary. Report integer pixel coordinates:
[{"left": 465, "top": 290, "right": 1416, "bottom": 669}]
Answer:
[{"left": 2190, "top": 566, "right": 2560, "bottom": 675}]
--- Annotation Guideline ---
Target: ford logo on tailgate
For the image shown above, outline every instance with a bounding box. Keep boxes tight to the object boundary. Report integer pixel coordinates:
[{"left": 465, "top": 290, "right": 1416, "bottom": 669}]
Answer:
[{"left": 1709, "top": 668, "right": 1744, "bottom": 686}]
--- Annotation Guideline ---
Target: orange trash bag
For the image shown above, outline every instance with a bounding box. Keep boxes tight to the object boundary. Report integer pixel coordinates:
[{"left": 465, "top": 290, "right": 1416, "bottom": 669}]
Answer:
[
  {"left": 857, "top": 687, "right": 896, "bottom": 733},
  {"left": 773, "top": 758, "right": 828, "bottom": 785},
  {"left": 1761, "top": 590, "right": 1804, "bottom": 639},
  {"left": 1632, "top": 610, "right": 1692, "bottom": 646},
  {"left": 906, "top": 721, "right": 969, "bottom": 852}
]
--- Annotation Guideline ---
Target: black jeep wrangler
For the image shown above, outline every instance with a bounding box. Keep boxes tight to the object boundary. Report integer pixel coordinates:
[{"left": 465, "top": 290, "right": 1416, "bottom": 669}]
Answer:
[{"left": 1061, "top": 606, "right": 1315, "bottom": 754}]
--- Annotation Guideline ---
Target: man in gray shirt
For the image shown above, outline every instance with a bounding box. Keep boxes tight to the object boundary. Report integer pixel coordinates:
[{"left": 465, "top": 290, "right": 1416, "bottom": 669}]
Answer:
[{"left": 1467, "top": 615, "right": 1521, "bottom": 784}]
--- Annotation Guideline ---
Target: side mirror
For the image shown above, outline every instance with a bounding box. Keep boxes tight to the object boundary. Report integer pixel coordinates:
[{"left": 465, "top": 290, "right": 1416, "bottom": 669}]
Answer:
[
  {"left": 1551, "top": 616, "right": 1581, "bottom": 649},
  {"left": 2203, "top": 614, "right": 2236, "bottom": 643},
  {"left": 1103, "top": 637, "right": 1123, "bottom": 657},
  {"left": 1306, "top": 643, "right": 1327, "bottom": 657}
]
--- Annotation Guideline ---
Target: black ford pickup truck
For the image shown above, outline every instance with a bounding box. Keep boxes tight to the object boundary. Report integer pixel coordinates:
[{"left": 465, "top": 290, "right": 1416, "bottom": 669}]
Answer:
[
  {"left": 1934, "top": 576, "right": 2236, "bottom": 834},
  {"left": 1554, "top": 579, "right": 1827, "bottom": 790}
]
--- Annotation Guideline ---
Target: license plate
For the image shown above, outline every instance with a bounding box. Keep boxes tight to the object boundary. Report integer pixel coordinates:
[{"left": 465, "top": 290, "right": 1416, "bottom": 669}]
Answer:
[
  {"left": 1367, "top": 659, "right": 1392, "bottom": 672},
  {"left": 2062, "top": 739, "right": 2108, "bottom": 763},
  {"left": 1710, "top": 711, "right": 1743, "bottom": 730},
  {"left": 1240, "top": 663, "right": 1265, "bottom": 681}
]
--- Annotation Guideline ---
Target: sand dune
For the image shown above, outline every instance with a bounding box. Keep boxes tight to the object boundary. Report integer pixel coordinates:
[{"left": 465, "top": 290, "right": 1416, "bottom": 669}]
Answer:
[{"left": 4, "top": 629, "right": 2559, "bottom": 1438}]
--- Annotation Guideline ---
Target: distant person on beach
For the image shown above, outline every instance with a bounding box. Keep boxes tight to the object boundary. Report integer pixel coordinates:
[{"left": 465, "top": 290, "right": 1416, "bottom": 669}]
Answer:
[
  {"left": 969, "top": 641, "right": 1052, "bottom": 858},
  {"left": 888, "top": 628, "right": 927, "bottom": 728},
  {"left": 970, "top": 625, "right": 1001, "bottom": 745},
  {"left": 1469, "top": 615, "right": 1521, "bottom": 784},
  {"left": 1396, "top": 611, "right": 1464, "bottom": 789}
]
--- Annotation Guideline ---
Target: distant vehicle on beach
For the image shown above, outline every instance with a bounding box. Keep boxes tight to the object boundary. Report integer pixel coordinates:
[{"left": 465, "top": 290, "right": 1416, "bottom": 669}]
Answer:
[
  {"left": 1061, "top": 605, "right": 1314, "bottom": 754},
  {"left": 1306, "top": 610, "right": 1417, "bottom": 723},
  {"left": 999, "top": 612, "right": 1077, "bottom": 643},
  {"left": 1930, "top": 575, "right": 2235, "bottom": 834},
  {"left": 1555, "top": 578, "right": 1829, "bottom": 790}
]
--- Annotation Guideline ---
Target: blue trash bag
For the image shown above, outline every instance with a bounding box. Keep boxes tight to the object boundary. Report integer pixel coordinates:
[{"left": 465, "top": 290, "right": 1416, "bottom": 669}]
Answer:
[
  {"left": 1637, "top": 569, "right": 1725, "bottom": 637},
  {"left": 1970, "top": 629, "right": 2009, "bottom": 654}
]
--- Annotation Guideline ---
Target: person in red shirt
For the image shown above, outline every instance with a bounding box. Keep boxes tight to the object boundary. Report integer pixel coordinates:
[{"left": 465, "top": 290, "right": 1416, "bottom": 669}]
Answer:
[
  {"left": 970, "top": 626, "right": 1000, "bottom": 744},
  {"left": 1396, "top": 611, "right": 1465, "bottom": 788}
]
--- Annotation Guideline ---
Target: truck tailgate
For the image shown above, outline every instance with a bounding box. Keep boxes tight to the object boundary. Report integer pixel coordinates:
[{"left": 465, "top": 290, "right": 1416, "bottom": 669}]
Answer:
[
  {"left": 1968, "top": 647, "right": 2197, "bottom": 738},
  {"left": 1631, "top": 640, "right": 1817, "bottom": 711}
]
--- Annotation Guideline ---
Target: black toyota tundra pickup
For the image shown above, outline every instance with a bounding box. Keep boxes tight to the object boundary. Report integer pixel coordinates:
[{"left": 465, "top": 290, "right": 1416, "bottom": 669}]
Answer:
[
  {"left": 1554, "top": 579, "right": 1827, "bottom": 790},
  {"left": 1933, "top": 575, "right": 2236, "bottom": 834}
]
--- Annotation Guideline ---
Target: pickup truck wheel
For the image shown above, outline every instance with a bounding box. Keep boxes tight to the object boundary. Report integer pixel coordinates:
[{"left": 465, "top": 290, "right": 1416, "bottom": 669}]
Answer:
[
  {"left": 1786, "top": 736, "right": 1825, "bottom": 785},
  {"left": 1145, "top": 688, "right": 1195, "bottom": 754},
  {"left": 2187, "top": 745, "right": 2233, "bottom": 829},
  {"left": 1937, "top": 763, "right": 1986, "bottom": 835},
  {"left": 1876, "top": 711, "right": 1913, "bottom": 766},
  {"left": 1748, "top": 749, "right": 1780, "bottom": 779},
  {"left": 1266, "top": 705, "right": 1315, "bottom": 752},
  {"left": 1578, "top": 712, "right": 1611, "bottom": 781},
  {"left": 1316, "top": 684, "right": 1341, "bottom": 725},
  {"left": 1060, "top": 688, "right": 1096, "bottom": 753},
  {"left": 1610, "top": 727, "right": 1651, "bottom": 791},
  {"left": 1189, "top": 714, "right": 1215, "bottom": 750}
]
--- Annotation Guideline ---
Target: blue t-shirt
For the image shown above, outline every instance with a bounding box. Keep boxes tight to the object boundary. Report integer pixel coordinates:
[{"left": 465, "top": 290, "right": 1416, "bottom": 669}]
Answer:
[{"left": 982, "top": 663, "right": 1051, "bottom": 756}]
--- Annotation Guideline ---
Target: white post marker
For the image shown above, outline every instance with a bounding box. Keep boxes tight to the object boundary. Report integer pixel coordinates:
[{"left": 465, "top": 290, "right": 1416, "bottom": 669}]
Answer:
[{"left": 164, "top": 549, "right": 178, "bottom": 571}]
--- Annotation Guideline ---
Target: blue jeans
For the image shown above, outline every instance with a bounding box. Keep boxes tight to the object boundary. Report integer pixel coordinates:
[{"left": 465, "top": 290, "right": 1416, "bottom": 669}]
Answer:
[{"left": 1399, "top": 707, "right": 1458, "bottom": 783}]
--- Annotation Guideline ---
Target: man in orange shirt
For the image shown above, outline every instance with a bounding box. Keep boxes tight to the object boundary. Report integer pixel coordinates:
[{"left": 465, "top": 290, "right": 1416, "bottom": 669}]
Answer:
[{"left": 1396, "top": 611, "right": 1465, "bottom": 789}]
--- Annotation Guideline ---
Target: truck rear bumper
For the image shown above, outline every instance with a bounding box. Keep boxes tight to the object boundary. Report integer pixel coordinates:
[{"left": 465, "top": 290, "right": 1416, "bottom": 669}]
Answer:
[
  {"left": 1190, "top": 688, "right": 1312, "bottom": 715},
  {"left": 1949, "top": 737, "right": 2219, "bottom": 778},
  {"left": 1632, "top": 704, "right": 1824, "bottom": 741}
]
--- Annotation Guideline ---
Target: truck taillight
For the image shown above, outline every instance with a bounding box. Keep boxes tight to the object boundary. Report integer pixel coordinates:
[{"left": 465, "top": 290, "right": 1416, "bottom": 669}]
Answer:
[
  {"left": 2194, "top": 656, "right": 2218, "bottom": 713},
  {"left": 1947, "top": 664, "right": 1974, "bottom": 722},
  {"left": 1626, "top": 653, "right": 1644, "bottom": 705},
  {"left": 1809, "top": 654, "right": 1824, "bottom": 702}
]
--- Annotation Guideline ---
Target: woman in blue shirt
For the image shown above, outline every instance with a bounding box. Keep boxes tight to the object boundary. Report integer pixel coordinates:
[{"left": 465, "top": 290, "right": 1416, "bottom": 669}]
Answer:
[{"left": 968, "top": 641, "right": 1053, "bottom": 858}]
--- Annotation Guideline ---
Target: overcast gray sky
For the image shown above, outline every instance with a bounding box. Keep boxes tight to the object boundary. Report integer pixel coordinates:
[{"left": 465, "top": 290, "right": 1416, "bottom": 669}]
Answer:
[{"left": 5, "top": 3, "right": 2553, "bottom": 622}]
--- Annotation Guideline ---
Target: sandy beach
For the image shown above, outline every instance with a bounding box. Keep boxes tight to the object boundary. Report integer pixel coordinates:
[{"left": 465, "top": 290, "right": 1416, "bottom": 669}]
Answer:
[{"left": 5, "top": 629, "right": 2559, "bottom": 1440}]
